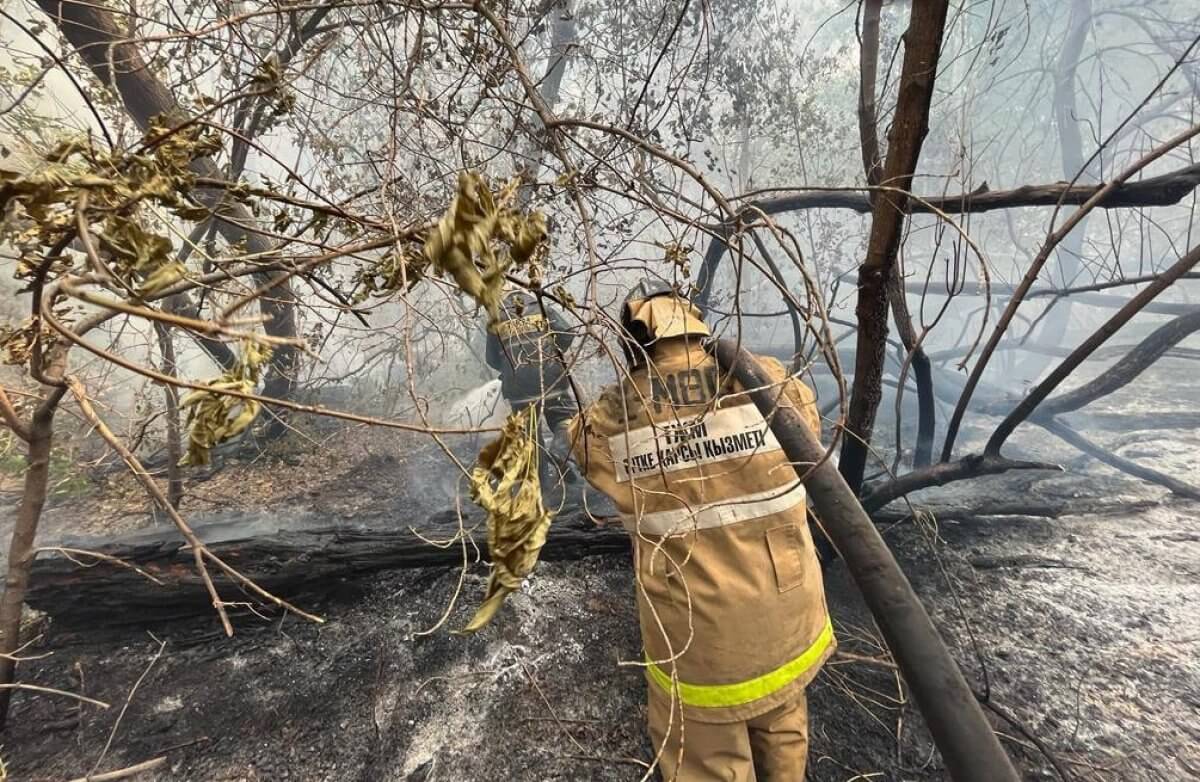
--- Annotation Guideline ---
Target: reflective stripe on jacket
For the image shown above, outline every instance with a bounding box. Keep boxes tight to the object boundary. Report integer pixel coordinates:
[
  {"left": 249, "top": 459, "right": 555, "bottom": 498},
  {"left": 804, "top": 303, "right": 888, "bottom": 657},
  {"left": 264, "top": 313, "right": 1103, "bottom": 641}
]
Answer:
[{"left": 568, "top": 338, "right": 834, "bottom": 723}]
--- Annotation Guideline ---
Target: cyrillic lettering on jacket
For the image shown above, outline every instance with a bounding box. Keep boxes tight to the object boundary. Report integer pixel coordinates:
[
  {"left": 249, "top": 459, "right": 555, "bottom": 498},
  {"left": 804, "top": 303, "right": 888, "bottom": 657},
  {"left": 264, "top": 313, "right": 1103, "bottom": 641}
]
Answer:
[{"left": 608, "top": 404, "right": 781, "bottom": 482}]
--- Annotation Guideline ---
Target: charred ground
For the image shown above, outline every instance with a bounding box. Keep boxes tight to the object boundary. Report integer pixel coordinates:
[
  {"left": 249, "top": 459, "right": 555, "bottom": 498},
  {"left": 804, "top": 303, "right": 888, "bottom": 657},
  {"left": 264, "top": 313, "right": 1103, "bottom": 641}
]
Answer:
[{"left": 4, "top": 358, "right": 1200, "bottom": 781}]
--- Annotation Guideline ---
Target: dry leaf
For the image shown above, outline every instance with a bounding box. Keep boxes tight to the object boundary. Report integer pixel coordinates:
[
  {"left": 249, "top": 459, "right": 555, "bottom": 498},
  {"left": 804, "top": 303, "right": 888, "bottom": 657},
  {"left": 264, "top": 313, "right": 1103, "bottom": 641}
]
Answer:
[
  {"left": 460, "top": 406, "right": 553, "bottom": 633},
  {"left": 179, "top": 341, "right": 272, "bottom": 466}
]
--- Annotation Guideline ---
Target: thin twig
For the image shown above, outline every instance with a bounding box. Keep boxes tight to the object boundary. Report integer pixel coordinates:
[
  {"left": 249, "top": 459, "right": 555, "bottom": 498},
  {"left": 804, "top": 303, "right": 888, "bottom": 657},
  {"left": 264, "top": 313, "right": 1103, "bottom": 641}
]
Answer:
[
  {"left": 34, "top": 547, "right": 166, "bottom": 586},
  {"left": 89, "top": 634, "right": 168, "bottom": 776},
  {"left": 65, "top": 756, "right": 167, "bottom": 782},
  {"left": 0, "top": 682, "right": 109, "bottom": 708}
]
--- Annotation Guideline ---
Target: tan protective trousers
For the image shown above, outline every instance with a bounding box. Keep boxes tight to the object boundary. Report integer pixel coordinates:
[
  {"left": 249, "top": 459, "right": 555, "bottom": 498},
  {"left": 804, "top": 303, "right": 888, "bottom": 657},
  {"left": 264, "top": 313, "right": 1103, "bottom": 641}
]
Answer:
[{"left": 647, "top": 691, "right": 809, "bottom": 782}]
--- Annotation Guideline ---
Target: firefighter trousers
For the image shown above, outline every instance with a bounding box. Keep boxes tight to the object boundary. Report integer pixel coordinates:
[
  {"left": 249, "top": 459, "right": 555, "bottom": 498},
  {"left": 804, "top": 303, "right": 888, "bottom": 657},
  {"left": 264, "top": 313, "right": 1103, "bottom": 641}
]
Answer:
[{"left": 648, "top": 690, "right": 809, "bottom": 782}]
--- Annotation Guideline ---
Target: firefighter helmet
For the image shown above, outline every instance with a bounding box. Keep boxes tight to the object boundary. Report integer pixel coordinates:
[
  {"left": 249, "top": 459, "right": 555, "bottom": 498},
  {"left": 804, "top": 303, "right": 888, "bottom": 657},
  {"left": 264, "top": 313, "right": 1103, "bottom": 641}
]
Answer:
[{"left": 619, "top": 281, "right": 709, "bottom": 366}]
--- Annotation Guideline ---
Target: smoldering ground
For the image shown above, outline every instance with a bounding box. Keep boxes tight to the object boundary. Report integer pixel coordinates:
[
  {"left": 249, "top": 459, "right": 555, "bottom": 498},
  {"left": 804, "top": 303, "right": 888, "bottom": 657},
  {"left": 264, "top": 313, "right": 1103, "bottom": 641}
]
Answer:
[{"left": 5, "top": 352, "right": 1200, "bottom": 781}]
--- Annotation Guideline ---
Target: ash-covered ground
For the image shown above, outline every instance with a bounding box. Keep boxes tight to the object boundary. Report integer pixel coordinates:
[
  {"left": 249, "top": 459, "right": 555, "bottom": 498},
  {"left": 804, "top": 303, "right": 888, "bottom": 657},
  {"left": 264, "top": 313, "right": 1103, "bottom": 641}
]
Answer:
[{"left": 4, "top": 357, "right": 1200, "bottom": 781}]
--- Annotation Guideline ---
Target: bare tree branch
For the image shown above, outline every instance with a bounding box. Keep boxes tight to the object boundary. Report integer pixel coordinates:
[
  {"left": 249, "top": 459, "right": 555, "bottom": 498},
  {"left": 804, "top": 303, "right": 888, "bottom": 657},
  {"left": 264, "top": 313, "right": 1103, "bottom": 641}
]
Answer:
[
  {"left": 986, "top": 241, "right": 1200, "bottom": 454},
  {"left": 942, "top": 122, "right": 1200, "bottom": 460}
]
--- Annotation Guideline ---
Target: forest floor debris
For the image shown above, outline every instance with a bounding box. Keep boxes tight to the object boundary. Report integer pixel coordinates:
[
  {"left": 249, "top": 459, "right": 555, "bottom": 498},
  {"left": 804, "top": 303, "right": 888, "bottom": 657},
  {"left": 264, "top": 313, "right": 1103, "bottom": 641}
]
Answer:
[
  {"left": 5, "top": 466, "right": 1199, "bottom": 780},
  {"left": 3, "top": 360, "right": 1200, "bottom": 780}
]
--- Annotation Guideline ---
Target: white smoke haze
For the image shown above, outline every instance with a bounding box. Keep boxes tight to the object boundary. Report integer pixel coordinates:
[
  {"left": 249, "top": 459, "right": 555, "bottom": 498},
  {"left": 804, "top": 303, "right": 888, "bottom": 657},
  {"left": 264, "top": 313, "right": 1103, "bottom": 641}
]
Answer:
[
  {"left": 3, "top": 1, "right": 1196, "bottom": 432},
  {"left": 1, "top": 3, "right": 1199, "bottom": 776}
]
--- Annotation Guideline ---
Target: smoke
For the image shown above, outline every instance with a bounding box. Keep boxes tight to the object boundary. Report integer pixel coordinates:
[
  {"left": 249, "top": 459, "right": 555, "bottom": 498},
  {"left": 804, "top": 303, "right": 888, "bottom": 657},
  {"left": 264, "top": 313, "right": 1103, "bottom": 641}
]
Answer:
[{"left": 438, "top": 379, "right": 511, "bottom": 431}]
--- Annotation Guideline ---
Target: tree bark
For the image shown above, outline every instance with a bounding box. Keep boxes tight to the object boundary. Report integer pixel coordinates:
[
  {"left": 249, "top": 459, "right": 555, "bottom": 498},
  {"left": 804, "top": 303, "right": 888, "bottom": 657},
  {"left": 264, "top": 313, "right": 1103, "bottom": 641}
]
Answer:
[
  {"left": 36, "top": 0, "right": 299, "bottom": 408},
  {"left": 165, "top": 222, "right": 238, "bottom": 372},
  {"left": 856, "top": 0, "right": 935, "bottom": 467},
  {"left": 710, "top": 338, "right": 1019, "bottom": 782},
  {"left": 0, "top": 387, "right": 65, "bottom": 730},
  {"left": 840, "top": 1, "right": 950, "bottom": 493},
  {"left": 164, "top": 293, "right": 238, "bottom": 370}
]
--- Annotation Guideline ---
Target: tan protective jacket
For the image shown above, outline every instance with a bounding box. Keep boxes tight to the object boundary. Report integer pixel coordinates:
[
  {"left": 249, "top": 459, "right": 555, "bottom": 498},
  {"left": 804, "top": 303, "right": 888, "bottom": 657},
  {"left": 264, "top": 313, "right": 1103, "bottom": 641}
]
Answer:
[{"left": 568, "top": 338, "right": 834, "bottom": 724}]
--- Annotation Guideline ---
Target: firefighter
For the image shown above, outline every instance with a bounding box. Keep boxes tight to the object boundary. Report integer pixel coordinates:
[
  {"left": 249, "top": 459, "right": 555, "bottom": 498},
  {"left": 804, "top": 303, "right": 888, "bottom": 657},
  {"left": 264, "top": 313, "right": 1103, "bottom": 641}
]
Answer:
[
  {"left": 565, "top": 282, "right": 834, "bottom": 781},
  {"left": 484, "top": 288, "right": 578, "bottom": 498}
]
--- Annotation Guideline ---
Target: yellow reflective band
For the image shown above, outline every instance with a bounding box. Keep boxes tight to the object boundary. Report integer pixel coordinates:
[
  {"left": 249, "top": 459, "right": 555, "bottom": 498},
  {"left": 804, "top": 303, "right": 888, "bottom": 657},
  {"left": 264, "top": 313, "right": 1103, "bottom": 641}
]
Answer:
[{"left": 646, "top": 618, "right": 834, "bottom": 709}]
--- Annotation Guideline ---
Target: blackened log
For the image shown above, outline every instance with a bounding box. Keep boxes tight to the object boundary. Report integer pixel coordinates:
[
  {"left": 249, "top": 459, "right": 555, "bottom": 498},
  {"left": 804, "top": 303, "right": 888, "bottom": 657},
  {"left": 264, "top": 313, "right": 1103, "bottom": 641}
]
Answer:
[
  {"left": 26, "top": 511, "right": 629, "bottom": 627},
  {"left": 28, "top": 488, "right": 1152, "bottom": 634}
]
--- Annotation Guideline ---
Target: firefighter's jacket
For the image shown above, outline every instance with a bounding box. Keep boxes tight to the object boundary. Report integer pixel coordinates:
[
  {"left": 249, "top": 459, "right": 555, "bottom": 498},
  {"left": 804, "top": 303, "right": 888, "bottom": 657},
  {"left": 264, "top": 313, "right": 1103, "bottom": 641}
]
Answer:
[
  {"left": 485, "top": 291, "right": 573, "bottom": 409},
  {"left": 568, "top": 338, "right": 834, "bottom": 724}
]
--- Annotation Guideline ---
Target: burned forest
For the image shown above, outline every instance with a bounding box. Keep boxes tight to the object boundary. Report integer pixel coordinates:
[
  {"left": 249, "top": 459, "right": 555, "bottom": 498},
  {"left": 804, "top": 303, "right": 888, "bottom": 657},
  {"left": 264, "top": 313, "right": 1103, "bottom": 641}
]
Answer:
[{"left": 1, "top": 0, "right": 1199, "bottom": 780}]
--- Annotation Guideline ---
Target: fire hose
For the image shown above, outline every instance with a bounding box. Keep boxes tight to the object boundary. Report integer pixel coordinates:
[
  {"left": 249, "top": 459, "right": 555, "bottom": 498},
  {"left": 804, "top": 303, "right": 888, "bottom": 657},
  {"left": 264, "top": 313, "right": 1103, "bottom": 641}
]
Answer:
[{"left": 708, "top": 338, "right": 1020, "bottom": 782}]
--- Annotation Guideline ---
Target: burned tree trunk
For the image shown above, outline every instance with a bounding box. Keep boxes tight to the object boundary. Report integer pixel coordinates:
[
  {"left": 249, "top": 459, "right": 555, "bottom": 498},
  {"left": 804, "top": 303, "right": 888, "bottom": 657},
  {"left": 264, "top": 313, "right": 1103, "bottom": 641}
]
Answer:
[
  {"left": 26, "top": 493, "right": 1106, "bottom": 629},
  {"left": 856, "top": 0, "right": 935, "bottom": 467},
  {"left": 840, "top": 1, "right": 950, "bottom": 492}
]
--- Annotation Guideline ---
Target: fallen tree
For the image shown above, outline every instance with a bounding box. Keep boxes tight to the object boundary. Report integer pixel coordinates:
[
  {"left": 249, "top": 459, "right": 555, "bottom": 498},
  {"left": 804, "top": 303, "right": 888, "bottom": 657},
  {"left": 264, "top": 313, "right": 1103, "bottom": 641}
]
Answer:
[
  {"left": 736, "top": 161, "right": 1200, "bottom": 218},
  {"left": 28, "top": 488, "right": 1146, "bottom": 629},
  {"left": 695, "top": 163, "right": 1200, "bottom": 319},
  {"left": 26, "top": 511, "right": 629, "bottom": 627}
]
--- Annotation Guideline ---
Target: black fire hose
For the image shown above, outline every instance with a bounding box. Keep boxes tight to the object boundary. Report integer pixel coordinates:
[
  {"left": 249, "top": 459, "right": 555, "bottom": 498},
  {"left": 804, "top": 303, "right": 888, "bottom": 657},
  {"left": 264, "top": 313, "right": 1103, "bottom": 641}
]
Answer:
[{"left": 709, "top": 338, "right": 1019, "bottom": 782}]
